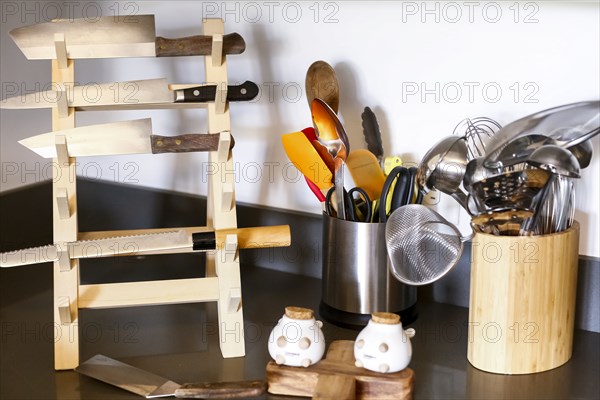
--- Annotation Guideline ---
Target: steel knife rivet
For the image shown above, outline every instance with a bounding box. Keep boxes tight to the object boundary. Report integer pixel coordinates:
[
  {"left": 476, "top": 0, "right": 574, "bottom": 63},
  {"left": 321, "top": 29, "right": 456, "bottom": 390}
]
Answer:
[
  {"left": 156, "top": 140, "right": 164, "bottom": 147},
  {"left": 193, "top": 89, "right": 200, "bottom": 96},
  {"left": 241, "top": 88, "right": 247, "bottom": 95},
  {"left": 175, "top": 139, "right": 182, "bottom": 145}
]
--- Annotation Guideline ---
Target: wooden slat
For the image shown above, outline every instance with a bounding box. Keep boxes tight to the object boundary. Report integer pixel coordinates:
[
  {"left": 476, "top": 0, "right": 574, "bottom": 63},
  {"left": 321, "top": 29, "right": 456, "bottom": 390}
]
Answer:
[
  {"left": 75, "top": 102, "right": 208, "bottom": 111},
  {"left": 51, "top": 57, "right": 79, "bottom": 370},
  {"left": 204, "top": 18, "right": 245, "bottom": 359},
  {"left": 79, "top": 278, "right": 220, "bottom": 309}
]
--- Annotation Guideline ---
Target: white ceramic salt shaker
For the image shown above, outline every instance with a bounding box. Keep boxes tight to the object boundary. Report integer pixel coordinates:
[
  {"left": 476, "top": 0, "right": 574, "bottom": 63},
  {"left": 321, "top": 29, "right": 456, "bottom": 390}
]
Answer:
[
  {"left": 354, "top": 312, "right": 415, "bottom": 373},
  {"left": 268, "top": 306, "right": 326, "bottom": 367}
]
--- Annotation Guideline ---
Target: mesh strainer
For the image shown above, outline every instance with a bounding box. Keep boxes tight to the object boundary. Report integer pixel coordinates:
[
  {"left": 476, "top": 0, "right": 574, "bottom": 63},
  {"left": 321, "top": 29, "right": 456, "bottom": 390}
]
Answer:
[{"left": 385, "top": 205, "right": 471, "bottom": 286}]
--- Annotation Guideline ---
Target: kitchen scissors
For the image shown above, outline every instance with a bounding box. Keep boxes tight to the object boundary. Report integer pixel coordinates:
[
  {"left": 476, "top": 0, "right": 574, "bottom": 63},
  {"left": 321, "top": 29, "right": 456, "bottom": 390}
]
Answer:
[{"left": 325, "top": 186, "right": 372, "bottom": 222}]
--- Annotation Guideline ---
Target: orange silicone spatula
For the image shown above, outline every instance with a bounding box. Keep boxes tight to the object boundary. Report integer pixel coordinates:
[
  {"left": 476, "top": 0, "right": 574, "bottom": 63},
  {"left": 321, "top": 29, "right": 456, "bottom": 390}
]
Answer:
[{"left": 282, "top": 131, "right": 333, "bottom": 190}]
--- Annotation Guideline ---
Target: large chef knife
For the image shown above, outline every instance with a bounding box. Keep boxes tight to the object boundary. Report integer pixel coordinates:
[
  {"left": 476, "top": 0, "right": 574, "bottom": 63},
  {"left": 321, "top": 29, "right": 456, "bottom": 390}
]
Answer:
[
  {"left": 10, "top": 15, "right": 245, "bottom": 59},
  {"left": 76, "top": 354, "right": 266, "bottom": 398},
  {"left": 1, "top": 79, "right": 259, "bottom": 110},
  {"left": 18, "top": 119, "right": 234, "bottom": 158},
  {"left": 0, "top": 224, "right": 291, "bottom": 268}
]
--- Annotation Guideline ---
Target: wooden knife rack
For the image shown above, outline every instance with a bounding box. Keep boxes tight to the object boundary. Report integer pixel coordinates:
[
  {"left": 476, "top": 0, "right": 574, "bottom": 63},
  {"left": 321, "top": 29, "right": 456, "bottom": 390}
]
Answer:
[{"left": 28, "top": 19, "right": 247, "bottom": 369}]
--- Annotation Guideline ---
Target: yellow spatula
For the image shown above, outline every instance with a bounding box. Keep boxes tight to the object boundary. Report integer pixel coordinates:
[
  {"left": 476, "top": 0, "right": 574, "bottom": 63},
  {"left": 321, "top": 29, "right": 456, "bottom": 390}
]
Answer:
[
  {"left": 346, "top": 149, "right": 386, "bottom": 200},
  {"left": 282, "top": 132, "right": 333, "bottom": 190}
]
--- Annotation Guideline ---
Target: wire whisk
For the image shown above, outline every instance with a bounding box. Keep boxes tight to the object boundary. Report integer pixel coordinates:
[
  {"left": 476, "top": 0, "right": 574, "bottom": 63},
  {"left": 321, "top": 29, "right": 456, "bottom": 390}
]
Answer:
[{"left": 453, "top": 117, "right": 502, "bottom": 159}]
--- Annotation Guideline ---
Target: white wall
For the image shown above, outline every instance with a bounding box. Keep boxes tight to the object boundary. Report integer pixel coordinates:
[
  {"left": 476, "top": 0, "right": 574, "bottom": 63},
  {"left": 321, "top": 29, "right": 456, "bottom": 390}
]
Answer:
[{"left": 1, "top": 1, "right": 598, "bottom": 256}]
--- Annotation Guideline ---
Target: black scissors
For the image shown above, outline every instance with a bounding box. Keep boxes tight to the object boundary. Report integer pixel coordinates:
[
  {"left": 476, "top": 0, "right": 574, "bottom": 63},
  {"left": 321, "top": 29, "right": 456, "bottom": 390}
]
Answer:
[
  {"left": 379, "top": 166, "right": 409, "bottom": 222},
  {"left": 325, "top": 186, "right": 372, "bottom": 222}
]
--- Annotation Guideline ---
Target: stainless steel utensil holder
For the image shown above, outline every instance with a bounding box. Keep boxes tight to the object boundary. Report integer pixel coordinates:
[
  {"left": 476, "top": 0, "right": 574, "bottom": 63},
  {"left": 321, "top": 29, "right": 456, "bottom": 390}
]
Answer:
[{"left": 320, "top": 214, "right": 417, "bottom": 328}]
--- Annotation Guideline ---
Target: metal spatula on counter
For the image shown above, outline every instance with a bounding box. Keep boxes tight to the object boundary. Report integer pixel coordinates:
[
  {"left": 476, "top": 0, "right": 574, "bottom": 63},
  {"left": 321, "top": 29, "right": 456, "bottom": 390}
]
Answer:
[{"left": 76, "top": 354, "right": 266, "bottom": 399}]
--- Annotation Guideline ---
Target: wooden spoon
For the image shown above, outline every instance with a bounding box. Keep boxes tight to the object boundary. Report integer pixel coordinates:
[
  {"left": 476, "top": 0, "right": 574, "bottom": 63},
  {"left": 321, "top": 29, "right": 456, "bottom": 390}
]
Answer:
[{"left": 305, "top": 61, "right": 340, "bottom": 114}]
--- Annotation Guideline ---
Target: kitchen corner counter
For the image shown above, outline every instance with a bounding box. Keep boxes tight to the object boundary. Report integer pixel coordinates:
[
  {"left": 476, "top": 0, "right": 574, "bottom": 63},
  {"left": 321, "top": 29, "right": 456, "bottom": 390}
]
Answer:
[{"left": 1, "top": 263, "right": 599, "bottom": 400}]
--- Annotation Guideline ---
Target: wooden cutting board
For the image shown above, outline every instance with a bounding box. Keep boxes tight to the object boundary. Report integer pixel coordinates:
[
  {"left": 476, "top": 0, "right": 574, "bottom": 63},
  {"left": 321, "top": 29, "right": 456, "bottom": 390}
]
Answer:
[{"left": 266, "top": 340, "right": 414, "bottom": 399}]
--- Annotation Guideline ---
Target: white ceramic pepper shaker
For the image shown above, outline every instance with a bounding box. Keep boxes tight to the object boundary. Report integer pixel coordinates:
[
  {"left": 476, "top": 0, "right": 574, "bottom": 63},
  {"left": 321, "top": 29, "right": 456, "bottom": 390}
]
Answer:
[
  {"left": 268, "top": 306, "right": 326, "bottom": 368},
  {"left": 354, "top": 312, "right": 415, "bottom": 373}
]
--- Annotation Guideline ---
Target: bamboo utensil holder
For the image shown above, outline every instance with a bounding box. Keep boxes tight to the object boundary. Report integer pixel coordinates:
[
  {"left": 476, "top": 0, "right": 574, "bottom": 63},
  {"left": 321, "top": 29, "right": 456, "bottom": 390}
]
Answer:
[{"left": 467, "top": 222, "right": 579, "bottom": 374}]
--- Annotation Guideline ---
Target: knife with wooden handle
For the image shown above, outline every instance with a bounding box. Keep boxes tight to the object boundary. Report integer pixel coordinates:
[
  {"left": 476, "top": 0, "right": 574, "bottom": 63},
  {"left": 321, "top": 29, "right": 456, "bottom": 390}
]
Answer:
[
  {"left": 18, "top": 118, "right": 235, "bottom": 158},
  {"left": 76, "top": 354, "right": 266, "bottom": 398},
  {"left": 0, "top": 225, "right": 291, "bottom": 268},
  {"left": 1, "top": 80, "right": 258, "bottom": 110},
  {"left": 10, "top": 15, "right": 245, "bottom": 60}
]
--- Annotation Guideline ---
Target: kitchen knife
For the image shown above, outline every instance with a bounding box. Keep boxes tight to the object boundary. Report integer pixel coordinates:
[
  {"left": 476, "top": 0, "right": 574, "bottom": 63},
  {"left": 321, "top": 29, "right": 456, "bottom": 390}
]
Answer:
[
  {"left": 18, "top": 118, "right": 235, "bottom": 158},
  {"left": 10, "top": 15, "right": 245, "bottom": 60},
  {"left": 1, "top": 79, "right": 259, "bottom": 110},
  {"left": 76, "top": 354, "right": 266, "bottom": 398},
  {"left": 0, "top": 224, "right": 291, "bottom": 268}
]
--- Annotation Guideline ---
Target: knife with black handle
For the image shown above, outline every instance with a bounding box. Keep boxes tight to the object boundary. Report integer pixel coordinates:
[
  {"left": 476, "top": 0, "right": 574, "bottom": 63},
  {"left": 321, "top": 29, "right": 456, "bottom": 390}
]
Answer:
[{"left": 176, "top": 81, "right": 259, "bottom": 103}]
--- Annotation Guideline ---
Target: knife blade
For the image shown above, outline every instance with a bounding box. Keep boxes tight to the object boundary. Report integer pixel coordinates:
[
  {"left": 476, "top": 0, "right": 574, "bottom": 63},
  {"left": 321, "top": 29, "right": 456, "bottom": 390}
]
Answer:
[
  {"left": 76, "top": 354, "right": 266, "bottom": 398},
  {"left": 1, "top": 79, "right": 259, "bottom": 110},
  {"left": 10, "top": 15, "right": 245, "bottom": 60},
  {"left": 0, "top": 224, "right": 291, "bottom": 268},
  {"left": 18, "top": 118, "right": 235, "bottom": 158}
]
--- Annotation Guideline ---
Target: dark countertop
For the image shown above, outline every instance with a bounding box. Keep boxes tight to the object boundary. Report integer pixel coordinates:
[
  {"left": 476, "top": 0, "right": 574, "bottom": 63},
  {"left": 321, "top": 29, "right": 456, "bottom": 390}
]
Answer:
[{"left": 1, "top": 263, "right": 599, "bottom": 400}]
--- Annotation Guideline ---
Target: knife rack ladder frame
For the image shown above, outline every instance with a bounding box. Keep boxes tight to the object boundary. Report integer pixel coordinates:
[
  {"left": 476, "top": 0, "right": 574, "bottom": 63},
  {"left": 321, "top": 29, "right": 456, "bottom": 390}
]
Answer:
[{"left": 43, "top": 19, "right": 245, "bottom": 370}]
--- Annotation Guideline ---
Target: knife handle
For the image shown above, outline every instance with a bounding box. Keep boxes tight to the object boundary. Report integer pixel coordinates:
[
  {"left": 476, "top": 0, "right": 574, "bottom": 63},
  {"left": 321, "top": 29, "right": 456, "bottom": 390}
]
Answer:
[
  {"left": 155, "top": 33, "right": 245, "bottom": 57},
  {"left": 151, "top": 133, "right": 235, "bottom": 154},
  {"left": 180, "top": 81, "right": 259, "bottom": 103},
  {"left": 174, "top": 380, "right": 266, "bottom": 399},
  {"left": 192, "top": 225, "right": 291, "bottom": 251}
]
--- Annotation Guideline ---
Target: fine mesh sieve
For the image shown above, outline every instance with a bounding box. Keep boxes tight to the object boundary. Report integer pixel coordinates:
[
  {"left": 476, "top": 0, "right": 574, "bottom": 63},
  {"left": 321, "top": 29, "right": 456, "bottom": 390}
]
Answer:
[{"left": 385, "top": 205, "right": 470, "bottom": 286}]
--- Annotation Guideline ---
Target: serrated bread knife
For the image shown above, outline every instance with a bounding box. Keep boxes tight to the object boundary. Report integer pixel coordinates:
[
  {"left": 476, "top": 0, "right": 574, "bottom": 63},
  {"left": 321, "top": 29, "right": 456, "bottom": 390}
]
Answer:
[
  {"left": 0, "top": 225, "right": 291, "bottom": 268},
  {"left": 1, "top": 79, "right": 258, "bottom": 110},
  {"left": 9, "top": 15, "right": 245, "bottom": 60}
]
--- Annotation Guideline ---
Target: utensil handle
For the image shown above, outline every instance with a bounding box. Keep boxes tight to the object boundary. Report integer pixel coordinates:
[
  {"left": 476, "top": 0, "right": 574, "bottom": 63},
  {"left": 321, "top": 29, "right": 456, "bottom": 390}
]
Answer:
[
  {"left": 192, "top": 225, "right": 291, "bottom": 251},
  {"left": 333, "top": 165, "right": 346, "bottom": 220},
  {"left": 174, "top": 380, "right": 266, "bottom": 398},
  {"left": 151, "top": 133, "right": 231, "bottom": 154},
  {"left": 390, "top": 169, "right": 410, "bottom": 210},
  {"left": 361, "top": 106, "right": 384, "bottom": 161},
  {"left": 155, "top": 33, "right": 246, "bottom": 57},
  {"left": 179, "top": 81, "right": 259, "bottom": 103},
  {"left": 564, "top": 127, "right": 600, "bottom": 148}
]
